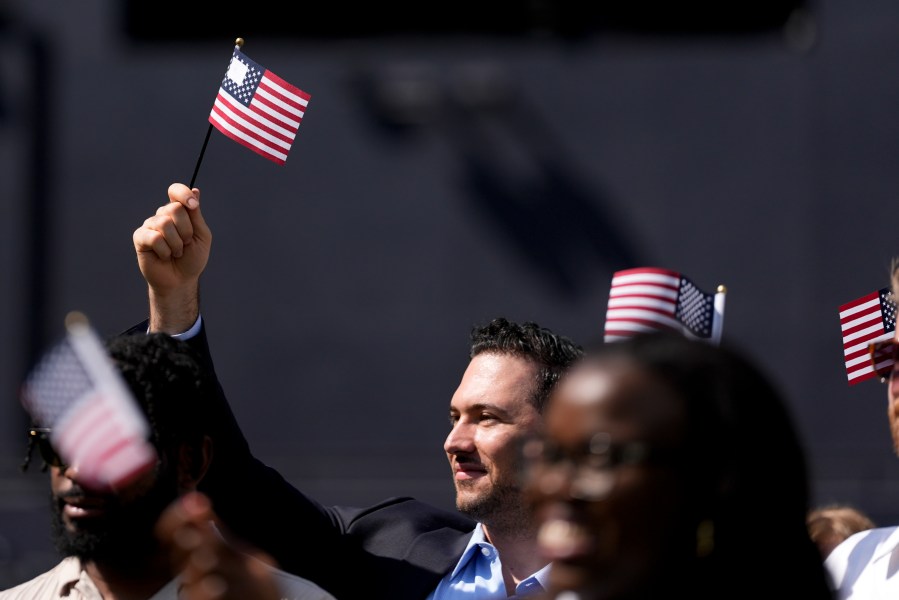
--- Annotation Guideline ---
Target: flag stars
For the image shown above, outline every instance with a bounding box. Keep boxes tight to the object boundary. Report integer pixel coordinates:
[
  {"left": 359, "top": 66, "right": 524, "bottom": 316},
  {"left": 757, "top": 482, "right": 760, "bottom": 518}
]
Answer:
[
  {"left": 881, "top": 289, "right": 897, "bottom": 331},
  {"left": 676, "top": 279, "right": 714, "bottom": 338},
  {"left": 221, "top": 57, "right": 262, "bottom": 107}
]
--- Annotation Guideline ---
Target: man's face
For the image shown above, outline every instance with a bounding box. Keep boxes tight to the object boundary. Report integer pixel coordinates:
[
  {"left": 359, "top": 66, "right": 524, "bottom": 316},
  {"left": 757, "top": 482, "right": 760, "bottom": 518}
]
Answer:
[
  {"left": 889, "top": 276, "right": 899, "bottom": 455},
  {"left": 444, "top": 352, "right": 542, "bottom": 527},
  {"left": 888, "top": 330, "right": 899, "bottom": 455},
  {"left": 49, "top": 452, "right": 179, "bottom": 564}
]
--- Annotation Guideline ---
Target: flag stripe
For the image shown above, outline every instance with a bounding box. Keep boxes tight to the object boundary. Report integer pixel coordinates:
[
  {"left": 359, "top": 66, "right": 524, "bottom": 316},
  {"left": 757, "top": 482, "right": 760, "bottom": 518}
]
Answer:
[
  {"left": 209, "top": 102, "right": 290, "bottom": 162},
  {"left": 214, "top": 94, "right": 295, "bottom": 145}
]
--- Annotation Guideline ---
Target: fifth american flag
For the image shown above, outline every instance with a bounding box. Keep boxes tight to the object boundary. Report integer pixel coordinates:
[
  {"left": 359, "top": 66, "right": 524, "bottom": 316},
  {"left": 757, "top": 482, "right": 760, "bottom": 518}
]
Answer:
[
  {"left": 839, "top": 287, "right": 897, "bottom": 385},
  {"left": 209, "top": 46, "right": 311, "bottom": 165},
  {"left": 20, "top": 313, "right": 156, "bottom": 489},
  {"left": 603, "top": 267, "right": 726, "bottom": 345}
]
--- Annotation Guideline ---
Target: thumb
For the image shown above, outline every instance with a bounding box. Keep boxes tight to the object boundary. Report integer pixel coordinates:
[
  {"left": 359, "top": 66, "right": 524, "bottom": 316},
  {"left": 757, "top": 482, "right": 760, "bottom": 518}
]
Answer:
[{"left": 186, "top": 187, "right": 212, "bottom": 246}]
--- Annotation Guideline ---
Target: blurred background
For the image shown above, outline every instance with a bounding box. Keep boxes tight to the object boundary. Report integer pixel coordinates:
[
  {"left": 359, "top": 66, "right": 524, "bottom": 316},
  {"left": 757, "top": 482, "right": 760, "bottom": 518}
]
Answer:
[{"left": 2, "top": 0, "right": 899, "bottom": 587}]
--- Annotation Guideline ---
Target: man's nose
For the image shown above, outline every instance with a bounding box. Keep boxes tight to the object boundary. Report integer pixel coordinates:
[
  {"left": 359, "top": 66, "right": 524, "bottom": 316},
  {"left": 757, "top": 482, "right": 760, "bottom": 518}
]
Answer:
[{"left": 444, "top": 422, "right": 475, "bottom": 454}]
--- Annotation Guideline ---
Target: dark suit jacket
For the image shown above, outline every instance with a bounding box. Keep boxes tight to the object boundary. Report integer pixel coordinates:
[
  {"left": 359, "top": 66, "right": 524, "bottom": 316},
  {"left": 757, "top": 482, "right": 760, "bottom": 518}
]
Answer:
[{"left": 122, "top": 320, "right": 476, "bottom": 600}]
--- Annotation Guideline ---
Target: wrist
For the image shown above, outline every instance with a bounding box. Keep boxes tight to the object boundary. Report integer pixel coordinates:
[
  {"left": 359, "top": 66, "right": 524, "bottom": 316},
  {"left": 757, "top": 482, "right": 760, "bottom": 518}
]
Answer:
[{"left": 147, "top": 283, "right": 200, "bottom": 334}]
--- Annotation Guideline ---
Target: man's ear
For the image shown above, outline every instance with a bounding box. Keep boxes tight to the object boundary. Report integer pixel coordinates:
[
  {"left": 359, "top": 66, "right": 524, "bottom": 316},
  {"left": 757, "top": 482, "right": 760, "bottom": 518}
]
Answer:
[{"left": 177, "top": 435, "right": 213, "bottom": 492}]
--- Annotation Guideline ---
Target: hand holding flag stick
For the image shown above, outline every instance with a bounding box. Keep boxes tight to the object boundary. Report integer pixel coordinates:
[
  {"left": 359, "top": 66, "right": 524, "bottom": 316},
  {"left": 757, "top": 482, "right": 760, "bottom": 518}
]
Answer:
[{"left": 189, "top": 37, "right": 312, "bottom": 187}]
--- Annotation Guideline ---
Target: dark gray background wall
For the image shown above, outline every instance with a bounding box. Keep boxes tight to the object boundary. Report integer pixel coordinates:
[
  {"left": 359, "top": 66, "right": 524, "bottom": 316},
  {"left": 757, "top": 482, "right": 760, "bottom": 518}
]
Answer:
[{"left": 2, "top": 0, "right": 899, "bottom": 587}]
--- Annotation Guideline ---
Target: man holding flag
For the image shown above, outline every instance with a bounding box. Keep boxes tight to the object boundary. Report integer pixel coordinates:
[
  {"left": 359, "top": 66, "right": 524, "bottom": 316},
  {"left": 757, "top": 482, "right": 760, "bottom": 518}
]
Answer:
[{"left": 130, "top": 183, "right": 583, "bottom": 599}]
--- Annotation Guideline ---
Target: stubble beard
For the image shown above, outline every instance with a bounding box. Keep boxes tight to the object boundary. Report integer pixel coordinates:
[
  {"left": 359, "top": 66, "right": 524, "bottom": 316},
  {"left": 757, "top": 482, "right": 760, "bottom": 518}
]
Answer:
[{"left": 455, "top": 475, "right": 533, "bottom": 537}]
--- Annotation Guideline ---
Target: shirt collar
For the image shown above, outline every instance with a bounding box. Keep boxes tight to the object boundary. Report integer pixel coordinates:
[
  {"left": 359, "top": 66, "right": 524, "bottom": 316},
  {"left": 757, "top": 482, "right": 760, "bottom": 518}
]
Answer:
[
  {"left": 448, "top": 523, "right": 552, "bottom": 593},
  {"left": 869, "top": 527, "right": 899, "bottom": 564},
  {"left": 56, "top": 556, "right": 89, "bottom": 597}
]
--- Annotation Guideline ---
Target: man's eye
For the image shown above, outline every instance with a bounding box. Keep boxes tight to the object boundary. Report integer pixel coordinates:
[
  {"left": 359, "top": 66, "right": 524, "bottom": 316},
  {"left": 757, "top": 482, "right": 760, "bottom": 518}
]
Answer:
[
  {"left": 448, "top": 414, "right": 459, "bottom": 426},
  {"left": 479, "top": 413, "right": 497, "bottom": 422}
]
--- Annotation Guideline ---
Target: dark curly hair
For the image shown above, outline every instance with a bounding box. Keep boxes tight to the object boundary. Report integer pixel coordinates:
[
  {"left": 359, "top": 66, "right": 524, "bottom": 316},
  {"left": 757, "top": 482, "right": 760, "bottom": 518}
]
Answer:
[{"left": 469, "top": 317, "right": 583, "bottom": 413}]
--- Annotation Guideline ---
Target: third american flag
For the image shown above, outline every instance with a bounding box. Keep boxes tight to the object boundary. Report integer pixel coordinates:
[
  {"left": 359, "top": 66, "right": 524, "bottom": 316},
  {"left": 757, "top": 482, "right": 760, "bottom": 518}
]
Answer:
[{"left": 839, "top": 287, "right": 897, "bottom": 385}]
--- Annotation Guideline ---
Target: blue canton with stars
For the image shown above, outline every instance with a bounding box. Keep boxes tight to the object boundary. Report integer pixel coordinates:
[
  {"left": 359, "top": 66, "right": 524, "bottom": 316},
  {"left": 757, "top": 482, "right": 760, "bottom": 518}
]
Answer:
[
  {"left": 880, "top": 287, "right": 897, "bottom": 333},
  {"left": 221, "top": 49, "right": 264, "bottom": 107},
  {"left": 675, "top": 277, "right": 714, "bottom": 338},
  {"left": 23, "top": 337, "right": 95, "bottom": 427}
]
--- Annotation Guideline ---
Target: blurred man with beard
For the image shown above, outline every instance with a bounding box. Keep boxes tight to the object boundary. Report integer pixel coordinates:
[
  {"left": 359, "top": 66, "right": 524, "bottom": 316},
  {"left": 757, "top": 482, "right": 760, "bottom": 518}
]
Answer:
[{"left": 1, "top": 333, "right": 335, "bottom": 600}]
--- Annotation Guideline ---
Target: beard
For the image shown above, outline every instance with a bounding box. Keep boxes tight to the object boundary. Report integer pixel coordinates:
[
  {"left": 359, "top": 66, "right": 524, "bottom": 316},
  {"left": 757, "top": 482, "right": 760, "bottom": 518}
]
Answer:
[
  {"left": 456, "top": 476, "right": 532, "bottom": 536},
  {"left": 50, "top": 464, "right": 180, "bottom": 565}
]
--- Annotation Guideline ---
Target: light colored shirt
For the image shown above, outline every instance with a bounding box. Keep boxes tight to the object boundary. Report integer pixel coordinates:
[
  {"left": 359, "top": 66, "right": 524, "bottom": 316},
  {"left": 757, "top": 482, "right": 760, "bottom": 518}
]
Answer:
[
  {"left": 426, "top": 524, "right": 549, "bottom": 599},
  {"left": 824, "top": 525, "right": 899, "bottom": 599},
  {"left": 0, "top": 555, "right": 336, "bottom": 600}
]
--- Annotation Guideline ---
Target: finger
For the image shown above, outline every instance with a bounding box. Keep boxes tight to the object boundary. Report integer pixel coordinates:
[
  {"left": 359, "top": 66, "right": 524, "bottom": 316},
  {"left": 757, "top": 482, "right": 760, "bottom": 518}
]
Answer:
[
  {"left": 156, "top": 492, "right": 214, "bottom": 550},
  {"left": 155, "top": 202, "right": 194, "bottom": 248},
  {"left": 133, "top": 226, "right": 177, "bottom": 260},
  {"left": 168, "top": 183, "right": 199, "bottom": 210},
  {"left": 185, "top": 188, "right": 212, "bottom": 247},
  {"left": 135, "top": 214, "right": 185, "bottom": 259},
  {"left": 167, "top": 184, "right": 210, "bottom": 247}
]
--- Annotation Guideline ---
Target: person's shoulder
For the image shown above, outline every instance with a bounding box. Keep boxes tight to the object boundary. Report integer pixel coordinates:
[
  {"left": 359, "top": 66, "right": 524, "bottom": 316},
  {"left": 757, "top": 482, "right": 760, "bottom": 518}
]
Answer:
[
  {"left": 337, "top": 496, "right": 475, "bottom": 532},
  {"left": 262, "top": 561, "right": 338, "bottom": 600},
  {"left": 825, "top": 524, "right": 899, "bottom": 596},
  {"left": 830, "top": 524, "right": 899, "bottom": 561},
  {"left": 0, "top": 557, "right": 82, "bottom": 599}
]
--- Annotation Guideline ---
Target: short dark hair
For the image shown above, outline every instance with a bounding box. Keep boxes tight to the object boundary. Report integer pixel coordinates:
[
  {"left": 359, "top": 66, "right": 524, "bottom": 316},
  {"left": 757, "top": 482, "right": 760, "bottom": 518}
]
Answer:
[{"left": 469, "top": 317, "right": 583, "bottom": 412}]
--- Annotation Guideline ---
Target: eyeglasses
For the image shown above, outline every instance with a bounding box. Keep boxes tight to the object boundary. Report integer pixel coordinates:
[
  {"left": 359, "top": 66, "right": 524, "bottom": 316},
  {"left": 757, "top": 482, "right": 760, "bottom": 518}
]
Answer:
[
  {"left": 522, "top": 433, "right": 671, "bottom": 501},
  {"left": 868, "top": 340, "right": 898, "bottom": 383},
  {"left": 28, "top": 427, "right": 66, "bottom": 469}
]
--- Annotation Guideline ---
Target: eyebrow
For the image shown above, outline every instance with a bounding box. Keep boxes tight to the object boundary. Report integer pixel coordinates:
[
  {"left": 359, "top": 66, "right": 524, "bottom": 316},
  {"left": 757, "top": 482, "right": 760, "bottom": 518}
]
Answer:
[{"left": 458, "top": 402, "right": 515, "bottom": 418}]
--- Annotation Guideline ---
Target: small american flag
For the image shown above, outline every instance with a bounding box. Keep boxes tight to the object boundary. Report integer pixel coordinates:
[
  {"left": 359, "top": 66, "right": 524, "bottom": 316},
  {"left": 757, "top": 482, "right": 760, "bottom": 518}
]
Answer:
[
  {"left": 839, "top": 287, "right": 897, "bottom": 385},
  {"left": 209, "top": 46, "right": 311, "bottom": 165},
  {"left": 603, "top": 267, "right": 725, "bottom": 345},
  {"left": 20, "top": 314, "right": 156, "bottom": 489}
]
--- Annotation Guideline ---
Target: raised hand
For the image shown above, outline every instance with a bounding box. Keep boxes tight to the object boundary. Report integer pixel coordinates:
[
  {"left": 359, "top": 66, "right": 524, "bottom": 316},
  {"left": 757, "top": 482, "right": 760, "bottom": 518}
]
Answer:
[{"left": 133, "top": 183, "right": 212, "bottom": 333}]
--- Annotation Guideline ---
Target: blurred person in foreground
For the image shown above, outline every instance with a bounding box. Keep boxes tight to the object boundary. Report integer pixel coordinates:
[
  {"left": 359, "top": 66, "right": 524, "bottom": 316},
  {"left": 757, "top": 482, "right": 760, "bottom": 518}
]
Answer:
[
  {"left": 130, "top": 183, "right": 584, "bottom": 599},
  {"left": 807, "top": 504, "right": 875, "bottom": 560},
  {"left": 825, "top": 258, "right": 899, "bottom": 598},
  {"left": 522, "top": 332, "right": 835, "bottom": 600},
  {"left": 0, "top": 333, "right": 335, "bottom": 600}
]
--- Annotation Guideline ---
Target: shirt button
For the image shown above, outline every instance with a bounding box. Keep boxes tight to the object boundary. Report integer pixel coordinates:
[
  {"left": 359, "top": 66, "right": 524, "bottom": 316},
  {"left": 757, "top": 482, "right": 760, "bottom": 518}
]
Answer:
[{"left": 481, "top": 547, "right": 491, "bottom": 557}]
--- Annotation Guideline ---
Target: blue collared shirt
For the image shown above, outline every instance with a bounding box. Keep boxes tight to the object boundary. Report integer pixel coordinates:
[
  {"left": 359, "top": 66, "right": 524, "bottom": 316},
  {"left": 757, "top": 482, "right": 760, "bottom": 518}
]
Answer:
[{"left": 426, "top": 523, "right": 549, "bottom": 599}]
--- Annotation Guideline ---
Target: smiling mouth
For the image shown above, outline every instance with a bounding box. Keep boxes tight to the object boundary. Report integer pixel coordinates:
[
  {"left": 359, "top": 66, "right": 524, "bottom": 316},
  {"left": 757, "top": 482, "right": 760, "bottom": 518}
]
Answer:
[
  {"left": 61, "top": 498, "right": 108, "bottom": 519},
  {"left": 453, "top": 460, "right": 487, "bottom": 480}
]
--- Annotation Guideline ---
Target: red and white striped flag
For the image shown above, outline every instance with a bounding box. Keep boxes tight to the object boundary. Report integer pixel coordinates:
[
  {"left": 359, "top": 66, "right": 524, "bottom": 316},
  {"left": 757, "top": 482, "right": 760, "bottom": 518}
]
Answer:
[
  {"left": 209, "top": 46, "right": 311, "bottom": 165},
  {"left": 839, "top": 288, "right": 897, "bottom": 385},
  {"left": 20, "top": 313, "right": 156, "bottom": 489},
  {"left": 603, "top": 267, "right": 726, "bottom": 345}
]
